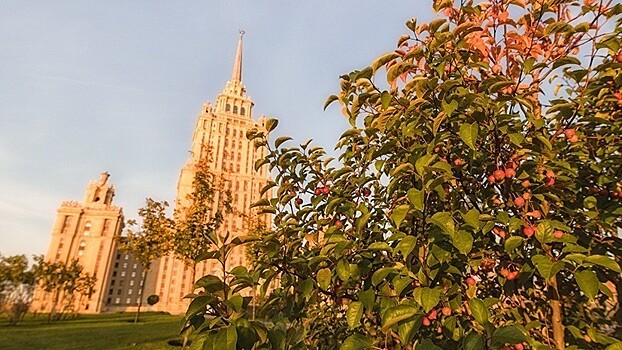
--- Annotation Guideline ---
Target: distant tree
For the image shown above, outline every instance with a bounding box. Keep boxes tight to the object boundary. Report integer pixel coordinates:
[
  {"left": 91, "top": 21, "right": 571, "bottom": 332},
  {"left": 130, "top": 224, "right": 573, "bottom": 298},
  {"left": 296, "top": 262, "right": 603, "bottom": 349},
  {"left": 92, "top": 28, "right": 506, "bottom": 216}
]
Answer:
[
  {"left": 172, "top": 155, "right": 232, "bottom": 288},
  {"left": 120, "top": 198, "right": 173, "bottom": 323},
  {"left": 34, "top": 257, "right": 95, "bottom": 322},
  {"left": 0, "top": 254, "right": 38, "bottom": 325}
]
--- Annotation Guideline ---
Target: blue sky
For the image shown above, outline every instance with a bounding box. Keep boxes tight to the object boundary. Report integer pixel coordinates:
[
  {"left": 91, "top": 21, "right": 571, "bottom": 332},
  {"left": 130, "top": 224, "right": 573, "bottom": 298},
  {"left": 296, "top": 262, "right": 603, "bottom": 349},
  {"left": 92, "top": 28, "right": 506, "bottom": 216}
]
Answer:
[{"left": 0, "top": 1, "right": 435, "bottom": 257}]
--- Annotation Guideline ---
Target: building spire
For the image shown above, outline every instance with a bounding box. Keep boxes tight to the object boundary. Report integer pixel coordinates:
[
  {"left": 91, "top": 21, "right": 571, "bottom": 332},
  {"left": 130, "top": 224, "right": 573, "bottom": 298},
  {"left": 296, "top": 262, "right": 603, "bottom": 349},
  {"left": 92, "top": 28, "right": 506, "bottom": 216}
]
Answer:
[{"left": 231, "top": 30, "right": 244, "bottom": 82}]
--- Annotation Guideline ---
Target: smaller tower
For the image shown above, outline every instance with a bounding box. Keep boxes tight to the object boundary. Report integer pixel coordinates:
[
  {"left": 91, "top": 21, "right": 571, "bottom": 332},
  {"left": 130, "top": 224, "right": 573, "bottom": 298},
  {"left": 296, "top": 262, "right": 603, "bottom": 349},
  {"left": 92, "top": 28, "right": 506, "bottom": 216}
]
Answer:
[{"left": 31, "top": 173, "right": 124, "bottom": 314}]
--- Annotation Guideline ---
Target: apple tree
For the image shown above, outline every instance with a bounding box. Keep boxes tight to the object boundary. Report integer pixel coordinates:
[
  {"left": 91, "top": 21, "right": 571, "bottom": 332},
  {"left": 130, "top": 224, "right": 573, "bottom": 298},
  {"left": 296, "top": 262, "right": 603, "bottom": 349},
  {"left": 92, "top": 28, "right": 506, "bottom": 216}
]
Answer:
[{"left": 184, "top": 0, "right": 622, "bottom": 349}]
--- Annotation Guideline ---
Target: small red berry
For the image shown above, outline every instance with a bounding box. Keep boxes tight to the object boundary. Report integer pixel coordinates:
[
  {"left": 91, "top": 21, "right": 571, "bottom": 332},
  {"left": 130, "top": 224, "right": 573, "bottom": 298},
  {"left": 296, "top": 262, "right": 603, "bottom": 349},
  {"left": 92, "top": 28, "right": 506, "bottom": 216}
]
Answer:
[
  {"left": 500, "top": 268, "right": 510, "bottom": 277},
  {"left": 494, "top": 169, "right": 506, "bottom": 181},
  {"left": 441, "top": 307, "right": 452, "bottom": 316},
  {"left": 521, "top": 179, "right": 531, "bottom": 188},
  {"left": 322, "top": 186, "right": 331, "bottom": 195},
  {"left": 615, "top": 92, "right": 622, "bottom": 100},
  {"left": 616, "top": 51, "right": 622, "bottom": 63},
  {"left": 427, "top": 309, "right": 437, "bottom": 320},
  {"left": 362, "top": 187, "right": 371, "bottom": 197},
  {"left": 335, "top": 220, "right": 343, "bottom": 227},
  {"left": 530, "top": 210, "right": 542, "bottom": 219},
  {"left": 507, "top": 271, "right": 518, "bottom": 280},
  {"left": 453, "top": 158, "right": 465, "bottom": 166},
  {"left": 504, "top": 168, "right": 516, "bottom": 179},
  {"left": 314, "top": 188, "right": 322, "bottom": 195},
  {"left": 514, "top": 196, "right": 525, "bottom": 207},
  {"left": 554, "top": 230, "right": 564, "bottom": 239},
  {"left": 422, "top": 316, "right": 431, "bottom": 326},
  {"left": 523, "top": 226, "right": 535, "bottom": 238},
  {"left": 466, "top": 276, "right": 477, "bottom": 286},
  {"left": 488, "top": 175, "right": 497, "bottom": 184},
  {"left": 564, "top": 129, "right": 575, "bottom": 138}
]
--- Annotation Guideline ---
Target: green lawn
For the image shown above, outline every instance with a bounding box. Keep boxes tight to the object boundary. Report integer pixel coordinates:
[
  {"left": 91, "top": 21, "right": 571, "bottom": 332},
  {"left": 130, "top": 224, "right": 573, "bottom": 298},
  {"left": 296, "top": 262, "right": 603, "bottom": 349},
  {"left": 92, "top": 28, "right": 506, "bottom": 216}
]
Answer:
[{"left": 0, "top": 312, "right": 186, "bottom": 350}]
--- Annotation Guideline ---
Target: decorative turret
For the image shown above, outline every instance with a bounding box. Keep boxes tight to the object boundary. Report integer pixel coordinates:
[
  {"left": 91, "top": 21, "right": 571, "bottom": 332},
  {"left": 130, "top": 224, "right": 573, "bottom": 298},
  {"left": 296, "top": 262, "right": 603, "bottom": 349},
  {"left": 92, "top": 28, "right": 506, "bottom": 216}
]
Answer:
[
  {"left": 84, "top": 172, "right": 115, "bottom": 206},
  {"left": 214, "top": 30, "right": 254, "bottom": 118}
]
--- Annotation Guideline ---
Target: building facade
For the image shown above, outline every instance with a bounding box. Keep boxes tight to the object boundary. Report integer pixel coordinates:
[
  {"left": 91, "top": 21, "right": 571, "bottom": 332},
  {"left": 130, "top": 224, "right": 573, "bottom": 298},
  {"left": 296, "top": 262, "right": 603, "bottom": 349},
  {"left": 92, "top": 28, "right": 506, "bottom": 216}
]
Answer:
[
  {"left": 31, "top": 172, "right": 127, "bottom": 313},
  {"left": 153, "top": 32, "right": 271, "bottom": 314}
]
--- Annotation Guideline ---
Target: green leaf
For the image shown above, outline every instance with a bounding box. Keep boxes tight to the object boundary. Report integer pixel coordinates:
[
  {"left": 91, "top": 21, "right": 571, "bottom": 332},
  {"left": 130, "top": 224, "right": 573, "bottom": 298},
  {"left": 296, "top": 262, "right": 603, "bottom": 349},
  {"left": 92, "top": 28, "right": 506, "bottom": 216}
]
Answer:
[
  {"left": 462, "top": 208, "right": 480, "bottom": 229},
  {"left": 395, "top": 236, "right": 417, "bottom": 258},
  {"left": 382, "top": 304, "right": 420, "bottom": 331},
  {"left": 372, "top": 267, "right": 393, "bottom": 286},
  {"left": 381, "top": 91, "right": 392, "bottom": 109},
  {"left": 535, "top": 222, "right": 554, "bottom": 244},
  {"left": 368, "top": 242, "right": 392, "bottom": 252},
  {"left": 274, "top": 136, "right": 292, "bottom": 148},
  {"left": 575, "top": 270, "right": 599, "bottom": 300},
  {"left": 407, "top": 188, "right": 425, "bottom": 211},
  {"left": 391, "top": 205, "right": 410, "bottom": 227},
  {"left": 504, "top": 236, "right": 523, "bottom": 253},
  {"left": 508, "top": 133, "right": 524, "bottom": 146},
  {"left": 428, "top": 212, "right": 454, "bottom": 235},
  {"left": 416, "top": 339, "right": 442, "bottom": 350},
  {"left": 463, "top": 332, "right": 485, "bottom": 350},
  {"left": 414, "top": 287, "right": 441, "bottom": 313},
  {"left": 339, "top": 334, "right": 371, "bottom": 350},
  {"left": 459, "top": 122, "right": 479, "bottom": 150},
  {"left": 186, "top": 295, "right": 213, "bottom": 318},
  {"left": 469, "top": 298, "right": 489, "bottom": 325},
  {"left": 346, "top": 301, "right": 364, "bottom": 329},
  {"left": 264, "top": 118, "right": 278, "bottom": 133},
  {"left": 452, "top": 230, "right": 473, "bottom": 255},
  {"left": 203, "top": 326, "right": 237, "bottom": 350},
  {"left": 584, "top": 255, "right": 621, "bottom": 273},
  {"left": 317, "top": 268, "right": 331, "bottom": 291},
  {"left": 532, "top": 255, "right": 564, "bottom": 280},
  {"left": 324, "top": 95, "right": 339, "bottom": 110},
  {"left": 359, "top": 289, "right": 375, "bottom": 310},
  {"left": 336, "top": 259, "right": 351, "bottom": 282},
  {"left": 492, "top": 325, "right": 528, "bottom": 345},
  {"left": 398, "top": 315, "right": 422, "bottom": 345}
]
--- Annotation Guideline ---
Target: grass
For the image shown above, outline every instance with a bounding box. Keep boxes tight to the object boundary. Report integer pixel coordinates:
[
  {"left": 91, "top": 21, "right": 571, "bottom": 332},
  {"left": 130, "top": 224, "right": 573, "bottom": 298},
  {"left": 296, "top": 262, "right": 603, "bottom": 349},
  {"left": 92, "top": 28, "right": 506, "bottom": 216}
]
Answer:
[{"left": 0, "top": 312, "right": 186, "bottom": 350}]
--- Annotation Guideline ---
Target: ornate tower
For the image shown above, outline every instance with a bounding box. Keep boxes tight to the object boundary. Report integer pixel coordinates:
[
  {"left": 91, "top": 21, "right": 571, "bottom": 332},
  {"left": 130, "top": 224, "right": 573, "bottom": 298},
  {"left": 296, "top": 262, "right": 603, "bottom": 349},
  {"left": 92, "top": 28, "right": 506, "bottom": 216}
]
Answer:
[
  {"left": 31, "top": 172, "right": 125, "bottom": 313},
  {"left": 154, "top": 32, "right": 271, "bottom": 314}
]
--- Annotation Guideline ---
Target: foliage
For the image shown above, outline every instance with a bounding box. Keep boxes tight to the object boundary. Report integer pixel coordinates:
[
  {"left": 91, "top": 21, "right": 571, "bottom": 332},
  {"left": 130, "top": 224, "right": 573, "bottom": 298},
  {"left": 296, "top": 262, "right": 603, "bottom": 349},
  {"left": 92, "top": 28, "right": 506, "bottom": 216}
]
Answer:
[
  {"left": 34, "top": 257, "right": 96, "bottom": 322},
  {"left": 172, "top": 155, "right": 232, "bottom": 275},
  {"left": 185, "top": 1, "right": 622, "bottom": 349},
  {"left": 121, "top": 198, "right": 173, "bottom": 322},
  {"left": 0, "top": 254, "right": 38, "bottom": 325}
]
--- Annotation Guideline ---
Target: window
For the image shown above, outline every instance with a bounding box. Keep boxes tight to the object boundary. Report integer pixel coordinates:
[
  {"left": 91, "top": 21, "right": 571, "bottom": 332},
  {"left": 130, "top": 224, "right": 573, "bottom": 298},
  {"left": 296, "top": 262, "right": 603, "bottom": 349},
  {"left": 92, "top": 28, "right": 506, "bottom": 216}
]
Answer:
[
  {"left": 115, "top": 298, "right": 120, "bottom": 304},
  {"left": 131, "top": 271, "right": 136, "bottom": 278},
  {"left": 117, "top": 289, "right": 122, "bottom": 295},
  {"left": 107, "top": 298, "right": 111, "bottom": 304},
  {"left": 116, "top": 253, "right": 121, "bottom": 260},
  {"left": 114, "top": 262, "right": 119, "bottom": 268},
  {"left": 130, "top": 280, "right": 134, "bottom": 286},
  {"left": 241, "top": 107, "right": 246, "bottom": 116},
  {"left": 226, "top": 104, "right": 231, "bottom": 112},
  {"left": 121, "top": 271, "right": 126, "bottom": 277},
  {"left": 83, "top": 221, "right": 91, "bottom": 236},
  {"left": 61, "top": 216, "right": 72, "bottom": 234},
  {"left": 233, "top": 106, "right": 238, "bottom": 114},
  {"left": 126, "top": 298, "right": 131, "bottom": 304},
  {"left": 123, "top": 262, "right": 127, "bottom": 269},
  {"left": 111, "top": 279, "right": 115, "bottom": 285},
  {"left": 133, "top": 263, "right": 137, "bottom": 269},
  {"left": 128, "top": 289, "right": 133, "bottom": 295},
  {"left": 77, "top": 241, "right": 86, "bottom": 256},
  {"left": 58, "top": 238, "right": 64, "bottom": 249},
  {"left": 108, "top": 289, "right": 113, "bottom": 295},
  {"left": 124, "top": 254, "right": 129, "bottom": 260},
  {"left": 102, "top": 219, "right": 110, "bottom": 236}
]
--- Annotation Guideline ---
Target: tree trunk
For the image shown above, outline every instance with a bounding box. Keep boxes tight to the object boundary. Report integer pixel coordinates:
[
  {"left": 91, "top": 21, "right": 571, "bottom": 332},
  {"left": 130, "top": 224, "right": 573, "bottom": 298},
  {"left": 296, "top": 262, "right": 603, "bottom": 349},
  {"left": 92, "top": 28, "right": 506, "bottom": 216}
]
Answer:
[
  {"left": 49, "top": 289, "right": 60, "bottom": 322},
  {"left": 182, "top": 263, "right": 197, "bottom": 348},
  {"left": 134, "top": 269, "right": 148, "bottom": 323},
  {"left": 550, "top": 276, "right": 565, "bottom": 349}
]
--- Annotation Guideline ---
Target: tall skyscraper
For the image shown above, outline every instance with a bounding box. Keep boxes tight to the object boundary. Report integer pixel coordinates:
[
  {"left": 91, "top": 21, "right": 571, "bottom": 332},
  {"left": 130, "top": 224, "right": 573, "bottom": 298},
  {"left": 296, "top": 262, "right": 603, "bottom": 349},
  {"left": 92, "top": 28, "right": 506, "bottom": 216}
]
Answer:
[
  {"left": 31, "top": 172, "right": 126, "bottom": 313},
  {"left": 153, "top": 31, "right": 271, "bottom": 314}
]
